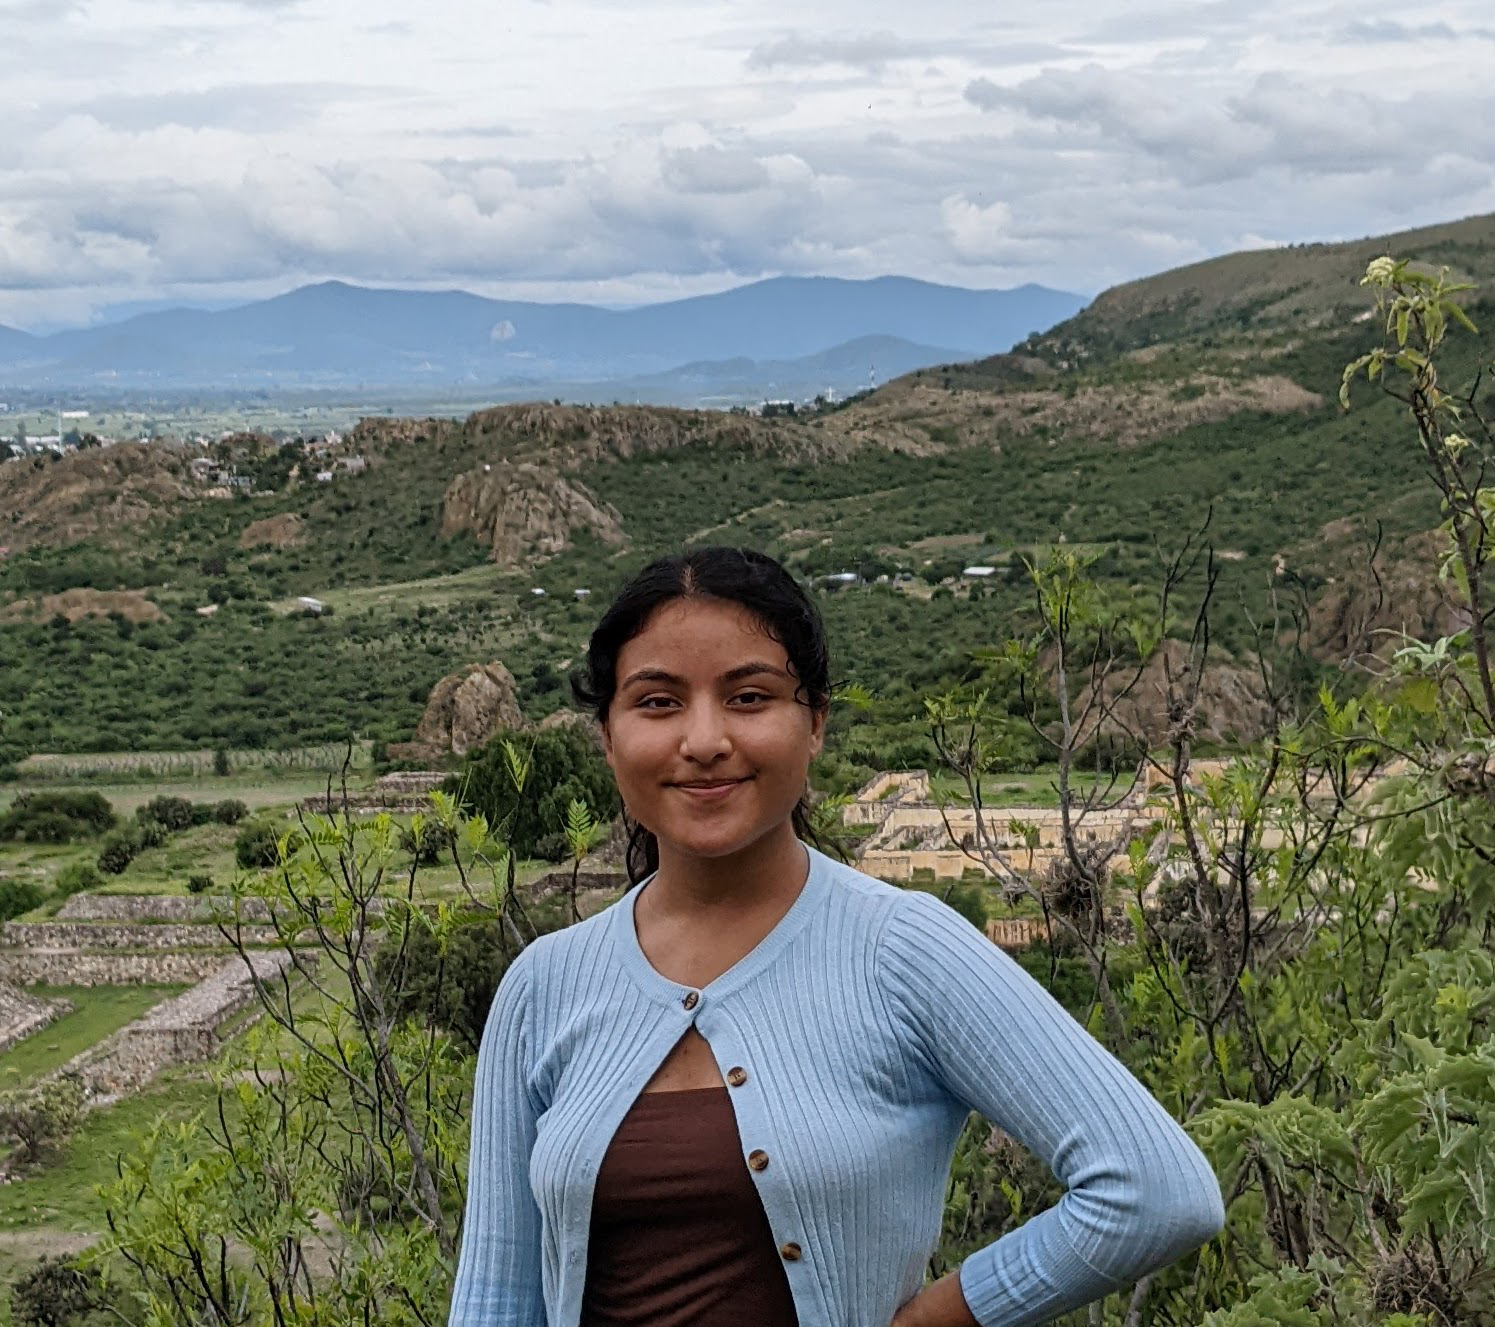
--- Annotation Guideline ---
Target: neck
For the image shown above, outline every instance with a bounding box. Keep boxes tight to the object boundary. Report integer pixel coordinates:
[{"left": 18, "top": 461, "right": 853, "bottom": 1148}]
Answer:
[{"left": 648, "top": 822, "right": 809, "bottom": 917}]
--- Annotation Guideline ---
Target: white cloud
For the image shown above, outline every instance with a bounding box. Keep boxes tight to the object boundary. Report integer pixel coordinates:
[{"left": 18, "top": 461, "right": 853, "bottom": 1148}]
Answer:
[{"left": 0, "top": 0, "right": 1493, "bottom": 329}]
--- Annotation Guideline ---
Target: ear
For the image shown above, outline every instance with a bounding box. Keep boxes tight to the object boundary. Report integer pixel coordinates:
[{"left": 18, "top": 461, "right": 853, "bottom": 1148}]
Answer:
[
  {"left": 807, "top": 704, "right": 827, "bottom": 759},
  {"left": 600, "top": 720, "right": 616, "bottom": 768}
]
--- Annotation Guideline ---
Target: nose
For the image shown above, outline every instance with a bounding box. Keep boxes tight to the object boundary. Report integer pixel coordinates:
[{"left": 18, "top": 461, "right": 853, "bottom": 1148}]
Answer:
[{"left": 678, "top": 701, "right": 731, "bottom": 765}]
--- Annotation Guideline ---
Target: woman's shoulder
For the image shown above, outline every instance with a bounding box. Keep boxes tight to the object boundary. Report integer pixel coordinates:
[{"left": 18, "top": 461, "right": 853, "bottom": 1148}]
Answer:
[
  {"left": 511, "top": 893, "right": 627, "bottom": 984},
  {"left": 812, "top": 846, "right": 952, "bottom": 920}
]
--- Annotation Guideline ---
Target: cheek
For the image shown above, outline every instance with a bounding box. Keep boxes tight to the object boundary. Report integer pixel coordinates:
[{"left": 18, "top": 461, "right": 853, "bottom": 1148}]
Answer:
[{"left": 605, "top": 718, "right": 669, "bottom": 784}]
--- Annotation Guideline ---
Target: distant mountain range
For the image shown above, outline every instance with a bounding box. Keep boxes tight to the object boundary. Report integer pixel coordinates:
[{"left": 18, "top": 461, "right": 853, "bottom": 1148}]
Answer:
[{"left": 0, "top": 276, "right": 1086, "bottom": 402}]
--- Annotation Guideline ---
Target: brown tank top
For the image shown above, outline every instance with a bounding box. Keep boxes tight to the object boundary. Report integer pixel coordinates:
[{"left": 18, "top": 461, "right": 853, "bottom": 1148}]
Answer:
[{"left": 580, "top": 1086, "right": 799, "bottom": 1327}]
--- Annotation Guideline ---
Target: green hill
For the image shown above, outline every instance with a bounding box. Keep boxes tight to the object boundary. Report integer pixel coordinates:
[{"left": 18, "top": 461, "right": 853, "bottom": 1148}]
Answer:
[
  {"left": 1020, "top": 211, "right": 1495, "bottom": 364},
  {"left": 1, "top": 217, "right": 1490, "bottom": 766}
]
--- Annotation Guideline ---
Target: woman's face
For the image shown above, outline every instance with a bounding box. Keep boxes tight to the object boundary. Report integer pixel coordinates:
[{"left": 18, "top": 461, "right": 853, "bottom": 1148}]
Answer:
[{"left": 602, "top": 596, "right": 825, "bottom": 865}]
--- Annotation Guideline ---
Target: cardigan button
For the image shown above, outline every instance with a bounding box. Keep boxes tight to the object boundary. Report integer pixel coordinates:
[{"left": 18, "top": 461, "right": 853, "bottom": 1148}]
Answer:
[
  {"left": 682, "top": 991, "right": 699, "bottom": 1010},
  {"left": 779, "top": 1242, "right": 802, "bottom": 1262},
  {"left": 726, "top": 1066, "right": 748, "bottom": 1087},
  {"left": 747, "top": 1149, "right": 770, "bottom": 1172}
]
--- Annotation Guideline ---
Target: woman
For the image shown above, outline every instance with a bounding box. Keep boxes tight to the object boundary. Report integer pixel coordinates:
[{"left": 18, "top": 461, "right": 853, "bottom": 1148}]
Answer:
[{"left": 448, "top": 546, "right": 1224, "bottom": 1327}]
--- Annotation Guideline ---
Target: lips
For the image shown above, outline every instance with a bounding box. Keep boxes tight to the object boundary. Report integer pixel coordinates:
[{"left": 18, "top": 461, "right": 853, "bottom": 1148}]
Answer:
[{"left": 671, "top": 777, "right": 750, "bottom": 800}]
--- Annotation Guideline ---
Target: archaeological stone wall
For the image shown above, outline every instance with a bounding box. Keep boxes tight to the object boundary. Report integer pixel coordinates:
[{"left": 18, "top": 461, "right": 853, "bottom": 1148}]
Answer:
[
  {"left": 1, "top": 921, "right": 280, "bottom": 950},
  {"left": 56, "top": 894, "right": 273, "bottom": 924},
  {"left": 0, "top": 950, "right": 232, "bottom": 986},
  {"left": 68, "top": 951, "right": 294, "bottom": 1098},
  {"left": 0, "top": 982, "right": 72, "bottom": 1052}
]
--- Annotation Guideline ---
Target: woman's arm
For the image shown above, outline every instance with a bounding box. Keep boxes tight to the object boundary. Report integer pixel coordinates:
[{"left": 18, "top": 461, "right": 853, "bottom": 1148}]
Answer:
[
  {"left": 877, "top": 890, "right": 1224, "bottom": 1327},
  {"left": 447, "top": 951, "right": 546, "bottom": 1327}
]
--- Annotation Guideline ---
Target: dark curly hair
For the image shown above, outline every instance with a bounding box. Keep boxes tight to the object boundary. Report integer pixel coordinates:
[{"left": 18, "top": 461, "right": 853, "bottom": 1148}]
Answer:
[{"left": 571, "top": 546, "right": 832, "bottom": 882}]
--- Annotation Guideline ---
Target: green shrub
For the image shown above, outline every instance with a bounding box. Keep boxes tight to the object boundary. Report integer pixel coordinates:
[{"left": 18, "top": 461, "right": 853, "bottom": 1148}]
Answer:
[
  {"left": 453, "top": 725, "right": 618, "bottom": 859},
  {"left": 235, "top": 820, "right": 300, "bottom": 869},
  {"left": 0, "top": 1073, "right": 86, "bottom": 1167},
  {"left": 213, "top": 798, "right": 249, "bottom": 825},
  {"left": 7, "top": 1254, "right": 106, "bottom": 1327},
  {"left": 372, "top": 911, "right": 565, "bottom": 1053},
  {"left": 137, "top": 794, "right": 197, "bottom": 832},
  {"left": 212, "top": 747, "right": 232, "bottom": 776},
  {"left": 0, "top": 876, "right": 47, "bottom": 921},
  {"left": 186, "top": 872, "right": 214, "bottom": 894},
  {"left": 398, "top": 823, "right": 445, "bottom": 867},
  {"left": 96, "top": 829, "right": 140, "bottom": 875},
  {"left": 7, "top": 810, "right": 77, "bottom": 843},
  {"left": 135, "top": 818, "right": 169, "bottom": 849},
  {"left": 53, "top": 862, "right": 103, "bottom": 897},
  {"left": 0, "top": 791, "right": 115, "bottom": 842}
]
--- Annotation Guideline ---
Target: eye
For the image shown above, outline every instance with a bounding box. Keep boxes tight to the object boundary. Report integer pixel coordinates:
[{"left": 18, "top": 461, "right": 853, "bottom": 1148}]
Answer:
[
  {"left": 636, "top": 695, "right": 679, "bottom": 711},
  {"left": 731, "top": 690, "right": 772, "bottom": 706}
]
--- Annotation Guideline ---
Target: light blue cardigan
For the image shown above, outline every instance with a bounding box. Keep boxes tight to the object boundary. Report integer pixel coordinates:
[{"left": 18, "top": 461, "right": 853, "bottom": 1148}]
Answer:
[{"left": 448, "top": 846, "right": 1224, "bottom": 1327}]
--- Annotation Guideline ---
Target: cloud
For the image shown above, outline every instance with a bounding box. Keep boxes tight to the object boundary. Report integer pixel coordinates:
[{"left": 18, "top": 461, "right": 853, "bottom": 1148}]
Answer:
[
  {"left": 72, "top": 84, "right": 374, "bottom": 133},
  {"left": 748, "top": 32, "right": 937, "bottom": 72},
  {"left": 2, "top": 0, "right": 1494, "bottom": 329},
  {"left": 747, "top": 29, "right": 1075, "bottom": 73},
  {"left": 1341, "top": 18, "right": 1495, "bottom": 43},
  {"left": 662, "top": 146, "right": 771, "bottom": 194},
  {"left": 963, "top": 64, "right": 1495, "bottom": 185}
]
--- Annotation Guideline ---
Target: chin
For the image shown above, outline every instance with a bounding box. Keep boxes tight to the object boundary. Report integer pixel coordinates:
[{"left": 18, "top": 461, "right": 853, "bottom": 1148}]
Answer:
[{"left": 654, "top": 816, "right": 780, "bottom": 864}]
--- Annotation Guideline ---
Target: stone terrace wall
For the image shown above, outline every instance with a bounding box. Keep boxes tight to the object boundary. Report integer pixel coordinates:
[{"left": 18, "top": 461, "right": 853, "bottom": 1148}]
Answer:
[
  {"left": 0, "top": 950, "right": 232, "bottom": 986},
  {"left": 300, "top": 769, "right": 450, "bottom": 815},
  {"left": 1, "top": 921, "right": 280, "bottom": 950},
  {"left": 56, "top": 894, "right": 273, "bottom": 924},
  {"left": 984, "top": 918, "right": 1049, "bottom": 951},
  {"left": 68, "top": 951, "right": 294, "bottom": 1097},
  {"left": 0, "top": 981, "right": 71, "bottom": 1052}
]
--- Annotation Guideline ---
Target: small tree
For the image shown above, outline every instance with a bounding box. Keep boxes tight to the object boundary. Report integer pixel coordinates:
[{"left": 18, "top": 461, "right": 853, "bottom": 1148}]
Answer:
[
  {"left": 234, "top": 820, "right": 292, "bottom": 869},
  {"left": 453, "top": 725, "right": 617, "bottom": 859},
  {"left": 97, "top": 793, "right": 520, "bottom": 1325},
  {"left": 137, "top": 795, "right": 197, "bottom": 833},
  {"left": 0, "top": 876, "right": 47, "bottom": 921},
  {"left": 0, "top": 1074, "right": 86, "bottom": 1168},
  {"left": 7, "top": 1255, "right": 105, "bottom": 1327},
  {"left": 95, "top": 830, "right": 139, "bottom": 876}
]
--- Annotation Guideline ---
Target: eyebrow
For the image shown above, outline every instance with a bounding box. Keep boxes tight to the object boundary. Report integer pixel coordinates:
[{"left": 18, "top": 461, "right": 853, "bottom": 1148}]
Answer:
[{"left": 618, "top": 661, "right": 789, "bottom": 690}]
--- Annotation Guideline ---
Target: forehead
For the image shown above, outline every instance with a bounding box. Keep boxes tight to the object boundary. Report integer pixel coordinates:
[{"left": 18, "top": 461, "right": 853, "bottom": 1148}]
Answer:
[{"left": 618, "top": 597, "right": 787, "bottom": 674}]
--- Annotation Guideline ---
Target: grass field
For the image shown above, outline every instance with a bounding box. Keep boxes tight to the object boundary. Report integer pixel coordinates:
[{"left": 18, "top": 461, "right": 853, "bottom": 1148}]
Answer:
[
  {"left": 1, "top": 769, "right": 364, "bottom": 817},
  {"left": 0, "top": 1071, "right": 218, "bottom": 1234},
  {"left": 0, "top": 986, "right": 182, "bottom": 1086},
  {"left": 267, "top": 561, "right": 521, "bottom": 616},
  {"left": 928, "top": 768, "right": 1137, "bottom": 808}
]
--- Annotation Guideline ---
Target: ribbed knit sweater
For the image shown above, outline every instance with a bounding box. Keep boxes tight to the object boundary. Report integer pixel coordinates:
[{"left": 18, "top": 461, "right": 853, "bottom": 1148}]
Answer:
[{"left": 448, "top": 845, "right": 1225, "bottom": 1327}]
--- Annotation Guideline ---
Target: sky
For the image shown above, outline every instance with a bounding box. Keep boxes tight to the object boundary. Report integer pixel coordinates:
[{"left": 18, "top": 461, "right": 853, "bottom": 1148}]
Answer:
[{"left": 2, "top": 0, "right": 1494, "bottom": 331}]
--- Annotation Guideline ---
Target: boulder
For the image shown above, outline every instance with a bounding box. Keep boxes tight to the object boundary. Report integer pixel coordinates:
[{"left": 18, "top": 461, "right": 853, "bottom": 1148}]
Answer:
[
  {"left": 388, "top": 661, "right": 525, "bottom": 762},
  {"left": 440, "top": 461, "right": 626, "bottom": 568}
]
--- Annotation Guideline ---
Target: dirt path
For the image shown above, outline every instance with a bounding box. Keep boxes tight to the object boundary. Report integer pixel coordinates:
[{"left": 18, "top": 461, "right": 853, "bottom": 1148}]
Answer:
[{"left": 0, "top": 1230, "right": 99, "bottom": 1258}]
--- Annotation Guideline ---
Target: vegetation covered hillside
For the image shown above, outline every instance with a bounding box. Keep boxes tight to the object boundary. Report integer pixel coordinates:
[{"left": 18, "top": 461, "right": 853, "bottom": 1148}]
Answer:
[
  {"left": 2, "top": 218, "right": 1492, "bottom": 767},
  {"left": 1021, "top": 211, "right": 1495, "bottom": 363}
]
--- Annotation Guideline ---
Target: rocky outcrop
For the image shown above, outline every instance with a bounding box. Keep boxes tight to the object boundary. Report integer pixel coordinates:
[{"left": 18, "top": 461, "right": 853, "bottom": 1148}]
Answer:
[
  {"left": 1307, "top": 529, "right": 1461, "bottom": 663},
  {"left": 1073, "top": 640, "right": 1276, "bottom": 748},
  {"left": 441, "top": 461, "right": 626, "bottom": 568},
  {"left": 239, "top": 512, "right": 306, "bottom": 549},
  {"left": 387, "top": 661, "right": 525, "bottom": 762},
  {"left": 0, "top": 441, "right": 195, "bottom": 552},
  {"left": 2, "top": 587, "right": 166, "bottom": 624}
]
